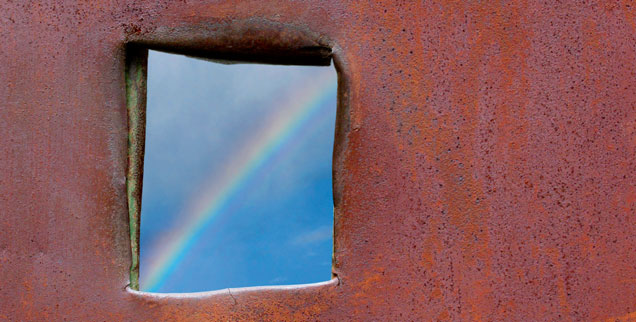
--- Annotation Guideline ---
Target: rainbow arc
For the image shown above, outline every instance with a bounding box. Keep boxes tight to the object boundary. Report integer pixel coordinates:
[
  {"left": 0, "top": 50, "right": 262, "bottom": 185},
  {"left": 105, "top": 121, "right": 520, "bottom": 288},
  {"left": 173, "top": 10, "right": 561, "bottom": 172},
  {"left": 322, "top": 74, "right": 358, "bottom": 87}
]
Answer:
[{"left": 141, "top": 69, "right": 338, "bottom": 292}]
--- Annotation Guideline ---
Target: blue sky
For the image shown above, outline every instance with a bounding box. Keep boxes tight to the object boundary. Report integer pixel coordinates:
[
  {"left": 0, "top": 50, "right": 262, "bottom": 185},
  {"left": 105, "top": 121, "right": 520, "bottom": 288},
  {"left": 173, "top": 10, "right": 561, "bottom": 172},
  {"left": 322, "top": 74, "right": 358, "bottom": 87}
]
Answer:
[{"left": 139, "top": 50, "right": 336, "bottom": 293}]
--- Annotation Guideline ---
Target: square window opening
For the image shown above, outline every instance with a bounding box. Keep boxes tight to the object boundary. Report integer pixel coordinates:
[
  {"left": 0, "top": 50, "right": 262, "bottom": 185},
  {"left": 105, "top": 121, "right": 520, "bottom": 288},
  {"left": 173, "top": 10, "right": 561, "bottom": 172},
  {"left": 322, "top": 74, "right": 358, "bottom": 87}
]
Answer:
[{"left": 126, "top": 49, "right": 338, "bottom": 293}]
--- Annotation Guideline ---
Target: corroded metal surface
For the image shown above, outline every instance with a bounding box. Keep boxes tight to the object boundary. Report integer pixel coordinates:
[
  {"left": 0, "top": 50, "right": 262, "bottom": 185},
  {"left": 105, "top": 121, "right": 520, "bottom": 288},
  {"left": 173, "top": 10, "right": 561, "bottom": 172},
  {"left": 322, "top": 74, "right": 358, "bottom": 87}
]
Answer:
[{"left": 1, "top": 1, "right": 635, "bottom": 321}]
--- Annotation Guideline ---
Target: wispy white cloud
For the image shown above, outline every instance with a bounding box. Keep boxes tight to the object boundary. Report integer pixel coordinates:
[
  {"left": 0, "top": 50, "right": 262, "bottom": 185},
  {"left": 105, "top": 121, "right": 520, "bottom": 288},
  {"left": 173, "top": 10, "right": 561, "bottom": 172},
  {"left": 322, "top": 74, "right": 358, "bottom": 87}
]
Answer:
[
  {"left": 268, "top": 276, "right": 288, "bottom": 284},
  {"left": 290, "top": 226, "right": 332, "bottom": 246}
]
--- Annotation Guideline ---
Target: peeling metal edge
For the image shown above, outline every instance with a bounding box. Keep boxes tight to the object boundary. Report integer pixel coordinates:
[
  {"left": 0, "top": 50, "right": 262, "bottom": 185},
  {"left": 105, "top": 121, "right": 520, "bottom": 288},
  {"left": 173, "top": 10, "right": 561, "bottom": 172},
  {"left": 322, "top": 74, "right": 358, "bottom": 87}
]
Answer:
[{"left": 330, "top": 44, "right": 351, "bottom": 283}]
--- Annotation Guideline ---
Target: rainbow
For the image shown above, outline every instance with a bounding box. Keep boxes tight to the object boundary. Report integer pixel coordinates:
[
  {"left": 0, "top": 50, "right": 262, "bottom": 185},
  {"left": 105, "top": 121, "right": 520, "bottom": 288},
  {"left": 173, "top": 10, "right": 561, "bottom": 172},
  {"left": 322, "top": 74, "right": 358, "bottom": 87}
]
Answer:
[{"left": 141, "top": 68, "right": 338, "bottom": 292}]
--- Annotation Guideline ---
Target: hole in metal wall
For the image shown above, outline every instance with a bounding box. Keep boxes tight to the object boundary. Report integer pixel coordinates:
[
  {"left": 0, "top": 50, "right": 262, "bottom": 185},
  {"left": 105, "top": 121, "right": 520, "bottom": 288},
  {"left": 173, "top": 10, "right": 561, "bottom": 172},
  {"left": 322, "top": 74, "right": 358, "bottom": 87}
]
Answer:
[{"left": 137, "top": 50, "right": 337, "bottom": 293}]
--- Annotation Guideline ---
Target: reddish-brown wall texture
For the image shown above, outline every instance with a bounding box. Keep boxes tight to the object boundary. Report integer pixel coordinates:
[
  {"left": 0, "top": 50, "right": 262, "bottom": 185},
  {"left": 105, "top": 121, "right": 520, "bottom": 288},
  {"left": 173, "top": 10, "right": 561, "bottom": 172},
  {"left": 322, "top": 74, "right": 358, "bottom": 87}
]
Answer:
[{"left": 1, "top": 1, "right": 635, "bottom": 321}]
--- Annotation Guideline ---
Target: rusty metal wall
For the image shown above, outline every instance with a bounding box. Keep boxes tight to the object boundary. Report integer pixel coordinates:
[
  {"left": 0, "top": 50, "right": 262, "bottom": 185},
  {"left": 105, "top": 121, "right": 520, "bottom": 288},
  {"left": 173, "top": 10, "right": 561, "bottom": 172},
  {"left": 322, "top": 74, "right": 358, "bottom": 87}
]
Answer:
[{"left": 1, "top": 1, "right": 635, "bottom": 321}]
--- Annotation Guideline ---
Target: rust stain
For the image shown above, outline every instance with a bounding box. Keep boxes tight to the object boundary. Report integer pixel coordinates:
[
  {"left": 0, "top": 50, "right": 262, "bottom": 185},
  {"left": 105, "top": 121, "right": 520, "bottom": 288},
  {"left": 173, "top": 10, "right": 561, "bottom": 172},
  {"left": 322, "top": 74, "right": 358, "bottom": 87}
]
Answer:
[
  {"left": 1, "top": 0, "right": 636, "bottom": 320},
  {"left": 604, "top": 310, "right": 636, "bottom": 322}
]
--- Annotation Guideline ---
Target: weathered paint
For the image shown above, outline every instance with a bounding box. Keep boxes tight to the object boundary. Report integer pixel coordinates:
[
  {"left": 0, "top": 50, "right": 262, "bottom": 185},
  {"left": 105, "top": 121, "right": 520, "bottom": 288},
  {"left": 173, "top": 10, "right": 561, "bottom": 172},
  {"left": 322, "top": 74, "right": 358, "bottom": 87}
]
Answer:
[{"left": 0, "top": 1, "right": 635, "bottom": 321}]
